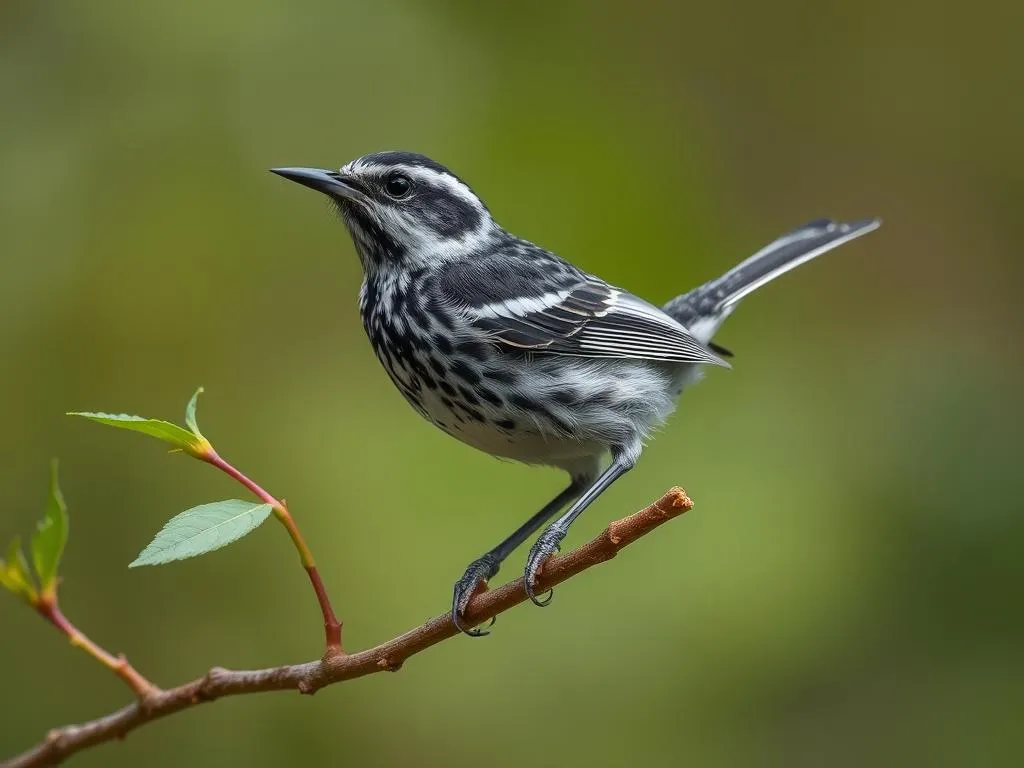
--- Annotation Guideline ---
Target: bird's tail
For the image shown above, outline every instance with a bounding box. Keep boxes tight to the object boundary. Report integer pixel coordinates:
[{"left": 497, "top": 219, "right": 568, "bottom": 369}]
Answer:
[{"left": 663, "top": 218, "right": 881, "bottom": 344}]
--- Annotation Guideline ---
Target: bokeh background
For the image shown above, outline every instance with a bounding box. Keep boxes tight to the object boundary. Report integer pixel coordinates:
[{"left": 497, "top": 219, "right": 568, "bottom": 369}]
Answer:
[{"left": 3, "top": 1, "right": 1023, "bottom": 765}]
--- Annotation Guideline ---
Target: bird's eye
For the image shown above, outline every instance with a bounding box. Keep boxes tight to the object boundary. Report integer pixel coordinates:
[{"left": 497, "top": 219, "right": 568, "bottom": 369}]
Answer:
[{"left": 383, "top": 174, "right": 412, "bottom": 199}]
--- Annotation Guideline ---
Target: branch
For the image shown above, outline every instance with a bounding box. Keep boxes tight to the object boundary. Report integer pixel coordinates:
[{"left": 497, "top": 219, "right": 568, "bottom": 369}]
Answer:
[{"left": 4, "top": 487, "right": 692, "bottom": 768}]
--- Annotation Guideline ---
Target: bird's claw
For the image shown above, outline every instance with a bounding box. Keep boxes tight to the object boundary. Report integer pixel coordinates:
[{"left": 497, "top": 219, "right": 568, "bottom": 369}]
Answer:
[
  {"left": 452, "top": 554, "right": 500, "bottom": 637},
  {"left": 524, "top": 527, "right": 565, "bottom": 607},
  {"left": 530, "top": 587, "right": 554, "bottom": 607},
  {"left": 462, "top": 616, "right": 496, "bottom": 637}
]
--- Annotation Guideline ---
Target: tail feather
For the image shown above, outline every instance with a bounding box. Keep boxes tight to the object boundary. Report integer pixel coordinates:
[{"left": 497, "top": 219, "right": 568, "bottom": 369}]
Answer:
[
  {"left": 711, "top": 218, "right": 881, "bottom": 312},
  {"left": 664, "top": 217, "right": 880, "bottom": 344}
]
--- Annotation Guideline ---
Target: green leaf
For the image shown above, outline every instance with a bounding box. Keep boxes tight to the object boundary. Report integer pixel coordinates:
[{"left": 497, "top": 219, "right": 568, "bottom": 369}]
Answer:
[
  {"left": 68, "top": 411, "right": 208, "bottom": 455},
  {"left": 184, "top": 386, "right": 205, "bottom": 438},
  {"left": 31, "top": 460, "right": 69, "bottom": 595},
  {"left": 129, "top": 500, "right": 275, "bottom": 567},
  {"left": 0, "top": 536, "right": 38, "bottom": 603}
]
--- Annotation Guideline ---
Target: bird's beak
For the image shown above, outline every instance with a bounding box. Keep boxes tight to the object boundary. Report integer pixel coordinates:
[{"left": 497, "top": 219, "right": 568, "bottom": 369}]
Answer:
[{"left": 270, "top": 167, "right": 367, "bottom": 204}]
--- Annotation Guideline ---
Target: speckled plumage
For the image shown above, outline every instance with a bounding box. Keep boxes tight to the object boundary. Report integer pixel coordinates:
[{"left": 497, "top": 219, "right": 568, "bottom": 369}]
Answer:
[{"left": 357, "top": 240, "right": 691, "bottom": 481}]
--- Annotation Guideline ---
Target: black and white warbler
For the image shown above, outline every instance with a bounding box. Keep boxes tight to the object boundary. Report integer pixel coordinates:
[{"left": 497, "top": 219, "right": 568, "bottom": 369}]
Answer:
[{"left": 272, "top": 152, "right": 880, "bottom": 635}]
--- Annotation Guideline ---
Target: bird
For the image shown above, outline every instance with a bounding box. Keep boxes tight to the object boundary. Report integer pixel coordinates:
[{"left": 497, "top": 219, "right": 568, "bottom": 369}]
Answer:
[{"left": 271, "top": 151, "right": 880, "bottom": 636}]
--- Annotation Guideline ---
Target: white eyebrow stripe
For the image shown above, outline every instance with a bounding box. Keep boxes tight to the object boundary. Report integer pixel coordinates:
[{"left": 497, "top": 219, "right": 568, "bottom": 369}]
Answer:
[
  {"left": 342, "top": 161, "right": 482, "bottom": 209},
  {"left": 404, "top": 166, "right": 480, "bottom": 204},
  {"left": 474, "top": 290, "right": 572, "bottom": 319}
]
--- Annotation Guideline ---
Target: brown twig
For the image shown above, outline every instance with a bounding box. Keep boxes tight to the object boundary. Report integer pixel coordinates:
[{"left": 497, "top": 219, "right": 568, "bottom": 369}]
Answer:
[{"left": 4, "top": 487, "right": 692, "bottom": 768}]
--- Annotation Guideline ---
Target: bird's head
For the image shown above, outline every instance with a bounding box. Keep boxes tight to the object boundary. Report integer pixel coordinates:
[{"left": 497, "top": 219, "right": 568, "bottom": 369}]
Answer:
[{"left": 272, "top": 151, "right": 497, "bottom": 272}]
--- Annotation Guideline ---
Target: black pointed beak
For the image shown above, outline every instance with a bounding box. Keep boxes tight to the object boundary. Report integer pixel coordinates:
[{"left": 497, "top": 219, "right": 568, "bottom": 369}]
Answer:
[{"left": 270, "top": 167, "right": 365, "bottom": 203}]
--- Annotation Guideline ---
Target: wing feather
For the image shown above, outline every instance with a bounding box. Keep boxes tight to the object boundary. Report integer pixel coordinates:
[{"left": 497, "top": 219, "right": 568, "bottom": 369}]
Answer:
[{"left": 470, "top": 278, "right": 729, "bottom": 366}]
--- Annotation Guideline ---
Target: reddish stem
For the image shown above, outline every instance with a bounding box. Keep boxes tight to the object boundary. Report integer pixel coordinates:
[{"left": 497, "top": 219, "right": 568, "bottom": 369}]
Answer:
[
  {"left": 304, "top": 566, "right": 343, "bottom": 654},
  {"left": 201, "top": 450, "right": 343, "bottom": 653},
  {"left": 37, "top": 601, "right": 157, "bottom": 698}
]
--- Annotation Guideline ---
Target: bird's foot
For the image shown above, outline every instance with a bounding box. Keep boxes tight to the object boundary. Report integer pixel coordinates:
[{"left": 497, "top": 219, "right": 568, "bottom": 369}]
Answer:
[
  {"left": 452, "top": 554, "right": 501, "bottom": 637},
  {"left": 524, "top": 526, "right": 566, "bottom": 606}
]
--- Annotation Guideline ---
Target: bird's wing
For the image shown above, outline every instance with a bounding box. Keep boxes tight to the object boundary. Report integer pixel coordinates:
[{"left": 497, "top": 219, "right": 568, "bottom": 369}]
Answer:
[{"left": 436, "top": 258, "right": 728, "bottom": 366}]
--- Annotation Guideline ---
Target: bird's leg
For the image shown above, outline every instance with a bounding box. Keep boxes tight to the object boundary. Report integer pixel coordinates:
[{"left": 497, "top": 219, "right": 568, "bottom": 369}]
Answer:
[
  {"left": 524, "top": 451, "right": 637, "bottom": 606},
  {"left": 453, "top": 478, "right": 588, "bottom": 636}
]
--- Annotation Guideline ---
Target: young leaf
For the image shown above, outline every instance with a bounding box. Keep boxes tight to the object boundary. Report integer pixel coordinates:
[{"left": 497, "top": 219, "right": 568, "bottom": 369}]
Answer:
[
  {"left": 185, "top": 386, "right": 205, "bottom": 439},
  {"left": 67, "top": 412, "right": 208, "bottom": 455},
  {"left": 130, "top": 500, "right": 274, "bottom": 567},
  {"left": 0, "top": 536, "right": 38, "bottom": 603},
  {"left": 32, "top": 460, "right": 69, "bottom": 595}
]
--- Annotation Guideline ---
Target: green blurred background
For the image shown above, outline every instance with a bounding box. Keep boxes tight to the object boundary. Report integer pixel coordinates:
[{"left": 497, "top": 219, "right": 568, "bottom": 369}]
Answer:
[{"left": 3, "top": 0, "right": 1023, "bottom": 765}]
